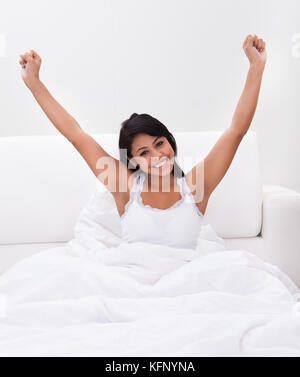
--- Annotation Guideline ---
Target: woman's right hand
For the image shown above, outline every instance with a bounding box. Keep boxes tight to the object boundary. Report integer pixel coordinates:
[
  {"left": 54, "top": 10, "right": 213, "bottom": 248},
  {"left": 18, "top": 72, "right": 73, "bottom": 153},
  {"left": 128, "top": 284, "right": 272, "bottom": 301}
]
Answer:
[
  {"left": 19, "top": 50, "right": 42, "bottom": 88},
  {"left": 243, "top": 35, "right": 267, "bottom": 69}
]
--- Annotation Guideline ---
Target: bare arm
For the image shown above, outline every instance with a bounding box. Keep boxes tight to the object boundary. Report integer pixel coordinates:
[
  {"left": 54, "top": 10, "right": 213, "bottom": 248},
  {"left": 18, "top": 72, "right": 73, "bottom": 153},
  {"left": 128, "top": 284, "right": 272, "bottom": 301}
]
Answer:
[
  {"left": 26, "top": 79, "right": 82, "bottom": 142},
  {"left": 187, "top": 34, "right": 267, "bottom": 203},
  {"left": 19, "top": 50, "right": 83, "bottom": 142},
  {"left": 19, "top": 50, "right": 125, "bottom": 194},
  {"left": 230, "top": 63, "right": 265, "bottom": 137}
]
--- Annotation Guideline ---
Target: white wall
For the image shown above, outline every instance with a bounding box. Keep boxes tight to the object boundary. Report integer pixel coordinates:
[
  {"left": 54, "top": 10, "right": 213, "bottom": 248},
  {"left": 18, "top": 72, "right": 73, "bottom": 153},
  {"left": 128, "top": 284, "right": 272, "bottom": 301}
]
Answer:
[{"left": 0, "top": 0, "right": 299, "bottom": 191}]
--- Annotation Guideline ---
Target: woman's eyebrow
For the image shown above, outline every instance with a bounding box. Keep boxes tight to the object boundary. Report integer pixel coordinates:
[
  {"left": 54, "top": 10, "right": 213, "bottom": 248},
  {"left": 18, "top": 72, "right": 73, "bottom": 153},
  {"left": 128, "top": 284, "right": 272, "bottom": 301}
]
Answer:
[{"left": 136, "top": 136, "right": 161, "bottom": 153}]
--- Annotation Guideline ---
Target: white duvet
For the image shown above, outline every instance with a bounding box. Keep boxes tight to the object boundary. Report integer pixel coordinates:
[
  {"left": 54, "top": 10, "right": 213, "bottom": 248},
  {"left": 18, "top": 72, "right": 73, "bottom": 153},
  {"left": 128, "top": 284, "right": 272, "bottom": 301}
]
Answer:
[{"left": 0, "top": 189, "right": 299, "bottom": 357}]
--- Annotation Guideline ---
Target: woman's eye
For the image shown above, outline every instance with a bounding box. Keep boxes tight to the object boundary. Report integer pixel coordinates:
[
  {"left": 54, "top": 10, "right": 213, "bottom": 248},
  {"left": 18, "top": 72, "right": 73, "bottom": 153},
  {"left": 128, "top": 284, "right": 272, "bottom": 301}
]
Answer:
[{"left": 140, "top": 141, "right": 163, "bottom": 156}]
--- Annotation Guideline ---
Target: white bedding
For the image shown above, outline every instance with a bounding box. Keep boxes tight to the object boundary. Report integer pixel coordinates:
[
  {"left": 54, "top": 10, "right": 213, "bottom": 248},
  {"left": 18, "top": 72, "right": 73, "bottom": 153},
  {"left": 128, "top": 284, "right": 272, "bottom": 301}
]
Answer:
[
  {"left": 0, "top": 216, "right": 299, "bottom": 357},
  {"left": 0, "top": 188, "right": 299, "bottom": 356}
]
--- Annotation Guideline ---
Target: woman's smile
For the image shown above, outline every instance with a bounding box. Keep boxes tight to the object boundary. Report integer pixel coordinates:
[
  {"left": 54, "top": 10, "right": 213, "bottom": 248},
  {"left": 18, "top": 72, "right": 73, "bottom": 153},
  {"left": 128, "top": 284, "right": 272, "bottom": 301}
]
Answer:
[{"left": 152, "top": 157, "right": 168, "bottom": 169}]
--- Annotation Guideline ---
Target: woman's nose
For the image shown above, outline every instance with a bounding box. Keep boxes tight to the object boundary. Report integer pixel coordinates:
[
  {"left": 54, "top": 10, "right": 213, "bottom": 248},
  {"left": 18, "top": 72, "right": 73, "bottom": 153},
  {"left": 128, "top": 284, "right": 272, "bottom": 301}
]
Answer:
[{"left": 153, "top": 150, "right": 164, "bottom": 158}]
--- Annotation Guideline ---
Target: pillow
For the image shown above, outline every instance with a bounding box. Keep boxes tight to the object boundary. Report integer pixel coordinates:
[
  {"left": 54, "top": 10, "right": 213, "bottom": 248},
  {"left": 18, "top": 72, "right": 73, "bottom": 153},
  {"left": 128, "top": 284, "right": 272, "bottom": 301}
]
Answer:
[{"left": 72, "top": 185, "right": 123, "bottom": 250}]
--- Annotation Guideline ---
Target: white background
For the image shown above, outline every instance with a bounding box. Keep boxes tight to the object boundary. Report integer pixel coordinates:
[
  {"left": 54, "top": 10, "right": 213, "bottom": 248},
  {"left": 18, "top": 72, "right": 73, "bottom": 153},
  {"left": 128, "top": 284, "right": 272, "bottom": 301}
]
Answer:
[{"left": 0, "top": 0, "right": 299, "bottom": 191}]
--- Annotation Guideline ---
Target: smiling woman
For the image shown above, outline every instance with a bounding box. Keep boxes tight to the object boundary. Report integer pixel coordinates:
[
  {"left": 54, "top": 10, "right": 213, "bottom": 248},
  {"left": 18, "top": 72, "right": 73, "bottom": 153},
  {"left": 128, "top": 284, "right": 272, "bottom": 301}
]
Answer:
[
  {"left": 115, "top": 113, "right": 205, "bottom": 249},
  {"left": 17, "top": 49, "right": 206, "bottom": 248},
  {"left": 118, "top": 113, "right": 185, "bottom": 179},
  {"left": 17, "top": 34, "right": 266, "bottom": 250}
]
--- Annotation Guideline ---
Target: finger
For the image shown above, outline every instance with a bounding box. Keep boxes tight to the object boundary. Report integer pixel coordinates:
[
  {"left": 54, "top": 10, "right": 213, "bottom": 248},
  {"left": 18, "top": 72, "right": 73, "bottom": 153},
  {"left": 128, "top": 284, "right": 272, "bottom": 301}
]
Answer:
[
  {"left": 244, "top": 34, "right": 251, "bottom": 45},
  {"left": 33, "top": 50, "right": 40, "bottom": 59},
  {"left": 253, "top": 35, "right": 258, "bottom": 46},
  {"left": 256, "top": 37, "right": 262, "bottom": 50},
  {"left": 256, "top": 39, "right": 260, "bottom": 50},
  {"left": 24, "top": 52, "right": 34, "bottom": 62},
  {"left": 21, "top": 53, "right": 28, "bottom": 62},
  {"left": 260, "top": 42, "right": 266, "bottom": 53},
  {"left": 29, "top": 50, "right": 38, "bottom": 59},
  {"left": 247, "top": 34, "right": 253, "bottom": 43},
  {"left": 30, "top": 49, "right": 41, "bottom": 61},
  {"left": 244, "top": 34, "right": 253, "bottom": 48},
  {"left": 260, "top": 39, "right": 265, "bottom": 52}
]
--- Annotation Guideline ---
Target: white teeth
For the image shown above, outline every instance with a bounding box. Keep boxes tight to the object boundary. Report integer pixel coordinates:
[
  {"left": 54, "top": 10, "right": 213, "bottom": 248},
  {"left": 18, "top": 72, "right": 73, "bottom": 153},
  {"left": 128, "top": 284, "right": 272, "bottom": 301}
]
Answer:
[{"left": 153, "top": 158, "right": 167, "bottom": 168}]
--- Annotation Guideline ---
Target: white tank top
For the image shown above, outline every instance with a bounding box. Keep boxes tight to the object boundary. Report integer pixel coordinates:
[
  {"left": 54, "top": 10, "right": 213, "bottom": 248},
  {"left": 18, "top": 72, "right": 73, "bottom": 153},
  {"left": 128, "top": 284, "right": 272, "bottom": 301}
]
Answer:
[{"left": 120, "top": 171, "right": 204, "bottom": 249}]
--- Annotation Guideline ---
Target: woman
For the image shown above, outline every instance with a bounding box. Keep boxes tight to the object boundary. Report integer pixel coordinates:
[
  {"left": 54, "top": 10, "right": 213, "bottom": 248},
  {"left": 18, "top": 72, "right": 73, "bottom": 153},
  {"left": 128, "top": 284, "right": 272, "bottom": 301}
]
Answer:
[{"left": 19, "top": 34, "right": 266, "bottom": 249}]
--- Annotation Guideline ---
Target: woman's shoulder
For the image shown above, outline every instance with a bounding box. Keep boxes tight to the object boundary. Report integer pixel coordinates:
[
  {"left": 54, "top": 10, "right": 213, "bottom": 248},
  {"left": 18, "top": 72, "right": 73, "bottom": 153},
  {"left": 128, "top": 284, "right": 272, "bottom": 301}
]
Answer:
[
  {"left": 114, "top": 167, "right": 140, "bottom": 200},
  {"left": 110, "top": 167, "right": 140, "bottom": 218}
]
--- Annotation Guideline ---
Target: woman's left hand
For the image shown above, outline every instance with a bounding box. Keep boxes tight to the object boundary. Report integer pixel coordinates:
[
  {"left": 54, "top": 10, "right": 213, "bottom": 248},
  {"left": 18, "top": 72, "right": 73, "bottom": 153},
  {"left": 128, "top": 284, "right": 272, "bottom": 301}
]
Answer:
[{"left": 243, "top": 34, "right": 267, "bottom": 68}]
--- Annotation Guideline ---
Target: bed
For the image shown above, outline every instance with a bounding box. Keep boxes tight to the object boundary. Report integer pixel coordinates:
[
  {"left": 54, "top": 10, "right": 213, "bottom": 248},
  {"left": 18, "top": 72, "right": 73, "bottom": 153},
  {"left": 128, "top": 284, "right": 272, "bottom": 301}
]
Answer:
[{"left": 0, "top": 131, "right": 299, "bottom": 356}]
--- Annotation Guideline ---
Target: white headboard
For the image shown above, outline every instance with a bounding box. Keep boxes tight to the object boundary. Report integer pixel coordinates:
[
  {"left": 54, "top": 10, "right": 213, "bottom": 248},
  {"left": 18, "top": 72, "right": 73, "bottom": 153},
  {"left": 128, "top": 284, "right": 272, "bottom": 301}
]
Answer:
[{"left": 0, "top": 131, "right": 262, "bottom": 244}]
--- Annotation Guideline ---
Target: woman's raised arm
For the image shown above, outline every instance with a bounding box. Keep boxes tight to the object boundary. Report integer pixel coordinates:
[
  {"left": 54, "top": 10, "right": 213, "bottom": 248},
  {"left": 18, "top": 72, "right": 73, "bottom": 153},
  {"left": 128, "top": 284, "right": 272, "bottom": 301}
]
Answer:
[
  {"left": 19, "top": 50, "right": 83, "bottom": 142},
  {"left": 19, "top": 50, "right": 127, "bottom": 195},
  {"left": 186, "top": 35, "right": 267, "bottom": 203}
]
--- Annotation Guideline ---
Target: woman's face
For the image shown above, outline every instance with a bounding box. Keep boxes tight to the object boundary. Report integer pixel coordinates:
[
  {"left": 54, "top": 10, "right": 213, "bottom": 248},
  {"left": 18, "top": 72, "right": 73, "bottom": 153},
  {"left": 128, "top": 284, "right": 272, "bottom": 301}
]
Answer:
[{"left": 129, "top": 133, "right": 175, "bottom": 176}]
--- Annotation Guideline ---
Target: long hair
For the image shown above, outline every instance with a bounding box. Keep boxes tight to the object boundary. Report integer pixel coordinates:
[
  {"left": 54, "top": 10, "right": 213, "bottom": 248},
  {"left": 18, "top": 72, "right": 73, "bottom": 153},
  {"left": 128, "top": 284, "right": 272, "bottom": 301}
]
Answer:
[{"left": 118, "top": 113, "right": 185, "bottom": 178}]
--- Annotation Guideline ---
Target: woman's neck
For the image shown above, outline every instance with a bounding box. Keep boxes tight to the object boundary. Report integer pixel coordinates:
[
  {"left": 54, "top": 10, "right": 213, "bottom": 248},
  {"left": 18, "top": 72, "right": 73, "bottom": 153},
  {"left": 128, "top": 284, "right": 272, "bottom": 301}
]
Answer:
[{"left": 144, "top": 172, "right": 177, "bottom": 193}]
